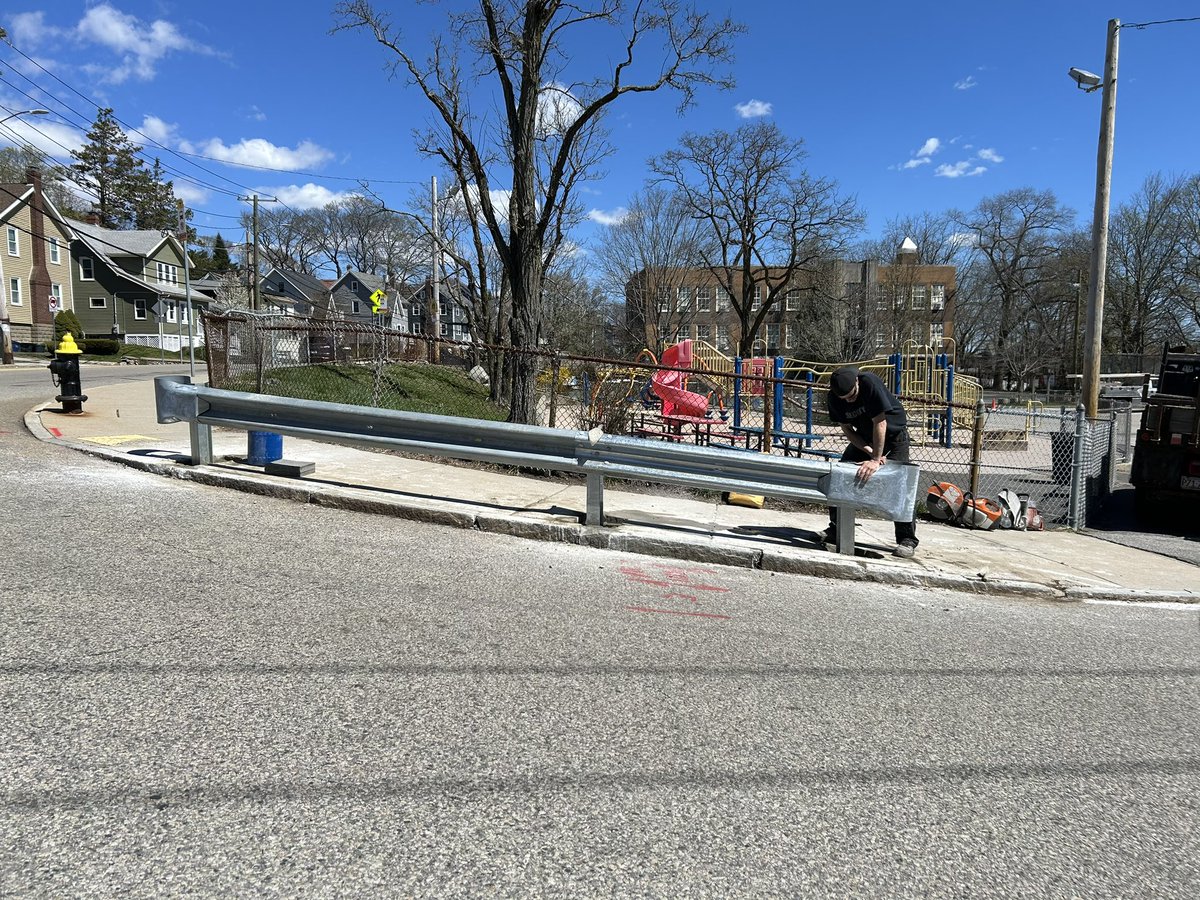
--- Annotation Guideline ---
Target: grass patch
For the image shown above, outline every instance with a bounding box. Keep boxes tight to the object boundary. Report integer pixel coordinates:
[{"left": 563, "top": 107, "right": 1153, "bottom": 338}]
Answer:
[{"left": 224, "top": 362, "right": 506, "bottom": 420}]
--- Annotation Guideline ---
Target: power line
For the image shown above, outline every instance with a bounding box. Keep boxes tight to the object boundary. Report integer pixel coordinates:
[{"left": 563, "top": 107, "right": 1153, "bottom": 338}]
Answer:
[{"left": 1124, "top": 16, "right": 1200, "bottom": 29}]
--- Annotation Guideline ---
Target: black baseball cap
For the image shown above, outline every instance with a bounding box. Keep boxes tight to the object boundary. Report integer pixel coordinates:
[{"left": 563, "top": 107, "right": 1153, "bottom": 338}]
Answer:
[{"left": 831, "top": 366, "right": 859, "bottom": 396}]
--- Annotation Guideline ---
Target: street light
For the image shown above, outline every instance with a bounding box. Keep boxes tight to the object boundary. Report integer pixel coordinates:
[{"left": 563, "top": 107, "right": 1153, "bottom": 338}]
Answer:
[
  {"left": 0, "top": 109, "right": 51, "bottom": 365},
  {"left": 1071, "top": 18, "right": 1120, "bottom": 420}
]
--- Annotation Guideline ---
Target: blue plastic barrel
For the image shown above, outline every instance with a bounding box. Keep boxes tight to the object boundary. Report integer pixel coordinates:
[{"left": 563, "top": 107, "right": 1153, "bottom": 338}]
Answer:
[{"left": 246, "top": 430, "right": 284, "bottom": 465}]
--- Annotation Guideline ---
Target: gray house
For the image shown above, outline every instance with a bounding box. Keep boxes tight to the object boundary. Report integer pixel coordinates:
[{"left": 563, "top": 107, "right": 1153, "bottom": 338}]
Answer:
[{"left": 258, "top": 267, "right": 332, "bottom": 316}]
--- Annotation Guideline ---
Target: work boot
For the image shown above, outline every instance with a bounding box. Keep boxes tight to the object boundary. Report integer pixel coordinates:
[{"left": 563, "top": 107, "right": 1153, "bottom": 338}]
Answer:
[{"left": 893, "top": 539, "right": 918, "bottom": 559}]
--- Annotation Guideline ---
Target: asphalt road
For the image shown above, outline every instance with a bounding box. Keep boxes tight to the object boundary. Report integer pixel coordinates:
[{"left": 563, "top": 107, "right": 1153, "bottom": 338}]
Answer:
[{"left": 3, "top": 369, "right": 1200, "bottom": 898}]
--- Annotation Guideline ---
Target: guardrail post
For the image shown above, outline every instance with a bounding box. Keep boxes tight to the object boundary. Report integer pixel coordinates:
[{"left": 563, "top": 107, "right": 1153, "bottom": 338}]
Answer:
[
  {"left": 1069, "top": 403, "right": 1087, "bottom": 530},
  {"left": 585, "top": 473, "right": 604, "bottom": 525},
  {"left": 970, "top": 398, "right": 985, "bottom": 498},
  {"left": 834, "top": 505, "right": 855, "bottom": 555},
  {"left": 189, "top": 421, "right": 213, "bottom": 466}
]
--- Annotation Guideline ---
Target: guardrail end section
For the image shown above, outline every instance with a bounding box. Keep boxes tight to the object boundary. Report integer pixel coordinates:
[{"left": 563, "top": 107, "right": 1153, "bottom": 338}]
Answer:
[{"left": 155, "top": 374, "right": 200, "bottom": 424}]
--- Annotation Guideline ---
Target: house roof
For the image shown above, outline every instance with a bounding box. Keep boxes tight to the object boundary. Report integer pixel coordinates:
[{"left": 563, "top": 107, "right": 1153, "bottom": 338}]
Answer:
[
  {"left": 71, "top": 222, "right": 197, "bottom": 302},
  {"left": 334, "top": 270, "right": 388, "bottom": 293},
  {"left": 71, "top": 219, "right": 173, "bottom": 258},
  {"left": 266, "top": 267, "right": 330, "bottom": 301}
]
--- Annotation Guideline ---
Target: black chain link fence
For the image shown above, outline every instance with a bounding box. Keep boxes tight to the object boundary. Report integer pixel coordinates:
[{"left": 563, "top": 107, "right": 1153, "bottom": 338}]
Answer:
[{"left": 203, "top": 312, "right": 1117, "bottom": 528}]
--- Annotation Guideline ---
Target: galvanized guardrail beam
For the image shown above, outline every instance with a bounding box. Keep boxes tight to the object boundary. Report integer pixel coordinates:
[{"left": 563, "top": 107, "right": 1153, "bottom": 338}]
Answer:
[{"left": 155, "top": 375, "right": 919, "bottom": 555}]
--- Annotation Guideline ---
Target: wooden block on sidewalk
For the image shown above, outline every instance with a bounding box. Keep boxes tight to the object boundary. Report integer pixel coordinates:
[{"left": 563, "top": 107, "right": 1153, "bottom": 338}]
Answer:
[{"left": 264, "top": 459, "right": 316, "bottom": 477}]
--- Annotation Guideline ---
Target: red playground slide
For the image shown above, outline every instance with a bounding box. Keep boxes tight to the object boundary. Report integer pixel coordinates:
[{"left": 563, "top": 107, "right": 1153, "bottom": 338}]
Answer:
[{"left": 652, "top": 340, "right": 710, "bottom": 418}]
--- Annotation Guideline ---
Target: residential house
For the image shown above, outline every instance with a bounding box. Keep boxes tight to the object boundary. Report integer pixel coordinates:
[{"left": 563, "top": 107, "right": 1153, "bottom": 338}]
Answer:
[
  {"left": 0, "top": 168, "right": 77, "bottom": 350},
  {"left": 402, "top": 278, "right": 472, "bottom": 341},
  {"left": 70, "top": 218, "right": 208, "bottom": 351},
  {"left": 258, "top": 267, "right": 332, "bottom": 317},
  {"left": 328, "top": 270, "right": 401, "bottom": 326}
]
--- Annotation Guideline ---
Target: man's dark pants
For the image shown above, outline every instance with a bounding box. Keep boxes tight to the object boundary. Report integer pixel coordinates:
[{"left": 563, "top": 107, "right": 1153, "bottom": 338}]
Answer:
[{"left": 828, "top": 429, "right": 918, "bottom": 546}]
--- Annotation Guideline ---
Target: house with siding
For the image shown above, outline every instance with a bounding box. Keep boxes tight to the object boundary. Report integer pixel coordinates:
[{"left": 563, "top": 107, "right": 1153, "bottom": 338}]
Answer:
[
  {"left": 258, "top": 267, "right": 332, "bottom": 316},
  {"left": 0, "top": 169, "right": 77, "bottom": 350},
  {"left": 70, "top": 218, "right": 207, "bottom": 350}
]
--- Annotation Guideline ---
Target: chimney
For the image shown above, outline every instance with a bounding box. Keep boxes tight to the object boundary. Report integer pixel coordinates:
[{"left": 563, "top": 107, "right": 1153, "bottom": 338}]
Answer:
[
  {"left": 27, "top": 167, "right": 52, "bottom": 339},
  {"left": 86, "top": 210, "right": 101, "bottom": 226}
]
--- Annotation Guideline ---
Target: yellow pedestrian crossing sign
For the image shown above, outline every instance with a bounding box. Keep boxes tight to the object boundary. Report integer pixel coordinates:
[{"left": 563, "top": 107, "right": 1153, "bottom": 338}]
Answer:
[{"left": 369, "top": 289, "right": 387, "bottom": 313}]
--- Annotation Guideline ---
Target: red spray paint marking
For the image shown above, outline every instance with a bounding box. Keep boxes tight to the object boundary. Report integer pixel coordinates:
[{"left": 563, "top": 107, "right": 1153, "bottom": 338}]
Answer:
[
  {"left": 625, "top": 606, "right": 732, "bottom": 621},
  {"left": 48, "top": 427, "right": 62, "bottom": 437}
]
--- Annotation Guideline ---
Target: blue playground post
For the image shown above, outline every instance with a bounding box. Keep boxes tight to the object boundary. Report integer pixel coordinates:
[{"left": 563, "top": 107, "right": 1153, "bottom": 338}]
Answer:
[
  {"left": 732, "top": 357, "right": 743, "bottom": 428},
  {"left": 890, "top": 353, "right": 903, "bottom": 395},
  {"left": 945, "top": 365, "right": 955, "bottom": 447},
  {"left": 772, "top": 357, "right": 784, "bottom": 432}
]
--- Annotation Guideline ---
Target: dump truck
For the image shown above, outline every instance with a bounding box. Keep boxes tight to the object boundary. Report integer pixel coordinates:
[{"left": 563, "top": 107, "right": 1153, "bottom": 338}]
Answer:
[{"left": 1130, "top": 348, "right": 1200, "bottom": 520}]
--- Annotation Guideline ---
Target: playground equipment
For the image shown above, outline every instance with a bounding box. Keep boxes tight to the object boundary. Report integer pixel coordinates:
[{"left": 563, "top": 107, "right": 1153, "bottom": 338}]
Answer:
[{"left": 651, "top": 340, "right": 711, "bottom": 417}]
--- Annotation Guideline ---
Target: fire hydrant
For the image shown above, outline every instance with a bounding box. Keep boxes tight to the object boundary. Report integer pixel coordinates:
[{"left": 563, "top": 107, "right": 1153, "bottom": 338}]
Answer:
[{"left": 48, "top": 333, "right": 88, "bottom": 414}]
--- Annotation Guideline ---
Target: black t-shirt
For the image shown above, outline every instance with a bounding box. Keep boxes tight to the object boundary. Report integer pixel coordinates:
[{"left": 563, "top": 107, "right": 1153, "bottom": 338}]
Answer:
[{"left": 827, "top": 371, "right": 907, "bottom": 440}]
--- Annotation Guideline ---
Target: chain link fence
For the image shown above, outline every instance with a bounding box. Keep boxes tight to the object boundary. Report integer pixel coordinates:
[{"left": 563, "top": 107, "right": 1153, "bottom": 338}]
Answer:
[{"left": 203, "top": 312, "right": 1117, "bottom": 528}]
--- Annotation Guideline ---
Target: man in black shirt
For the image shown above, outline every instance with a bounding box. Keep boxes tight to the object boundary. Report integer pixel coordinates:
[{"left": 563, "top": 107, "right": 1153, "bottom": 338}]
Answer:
[{"left": 824, "top": 366, "right": 919, "bottom": 558}]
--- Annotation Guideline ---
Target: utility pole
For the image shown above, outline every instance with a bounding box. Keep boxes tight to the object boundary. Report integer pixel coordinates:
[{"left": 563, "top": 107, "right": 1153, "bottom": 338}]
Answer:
[
  {"left": 238, "top": 193, "right": 271, "bottom": 311},
  {"left": 1081, "top": 18, "right": 1119, "bottom": 420}
]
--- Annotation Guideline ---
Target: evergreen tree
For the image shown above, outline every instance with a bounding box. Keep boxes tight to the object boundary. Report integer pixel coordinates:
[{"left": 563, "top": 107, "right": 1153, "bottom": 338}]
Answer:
[
  {"left": 212, "top": 233, "right": 232, "bottom": 272},
  {"left": 70, "top": 108, "right": 143, "bottom": 228},
  {"left": 70, "top": 109, "right": 189, "bottom": 232}
]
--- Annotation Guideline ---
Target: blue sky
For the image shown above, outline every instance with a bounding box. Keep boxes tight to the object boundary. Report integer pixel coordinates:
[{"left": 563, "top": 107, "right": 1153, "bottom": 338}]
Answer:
[{"left": 1, "top": 1, "right": 1198, "bottom": 263}]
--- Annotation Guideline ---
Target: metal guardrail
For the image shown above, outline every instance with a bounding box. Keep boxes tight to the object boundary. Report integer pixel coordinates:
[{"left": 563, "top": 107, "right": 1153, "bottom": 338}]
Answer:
[{"left": 154, "top": 375, "right": 920, "bottom": 554}]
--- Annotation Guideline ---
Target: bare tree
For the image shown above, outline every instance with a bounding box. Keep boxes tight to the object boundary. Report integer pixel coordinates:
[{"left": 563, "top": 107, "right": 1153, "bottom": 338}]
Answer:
[
  {"left": 334, "top": 0, "right": 743, "bottom": 423},
  {"left": 649, "top": 121, "right": 863, "bottom": 356},
  {"left": 591, "top": 187, "right": 710, "bottom": 355},
  {"left": 950, "top": 188, "right": 1075, "bottom": 389},
  {"left": 1108, "top": 172, "right": 1191, "bottom": 355}
]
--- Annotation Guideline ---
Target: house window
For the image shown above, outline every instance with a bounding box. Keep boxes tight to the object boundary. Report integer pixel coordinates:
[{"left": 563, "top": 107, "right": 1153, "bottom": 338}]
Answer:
[
  {"left": 180, "top": 302, "right": 189, "bottom": 324},
  {"left": 911, "top": 285, "right": 927, "bottom": 310},
  {"left": 49, "top": 238, "right": 60, "bottom": 264},
  {"left": 931, "top": 284, "right": 945, "bottom": 311},
  {"left": 656, "top": 288, "right": 670, "bottom": 313},
  {"left": 696, "top": 286, "right": 712, "bottom": 312},
  {"left": 440, "top": 322, "right": 449, "bottom": 336},
  {"left": 716, "top": 325, "right": 730, "bottom": 350},
  {"left": 8, "top": 277, "right": 20, "bottom": 306},
  {"left": 156, "top": 262, "right": 179, "bottom": 285},
  {"left": 411, "top": 320, "right": 424, "bottom": 335},
  {"left": 51, "top": 283, "right": 63, "bottom": 311},
  {"left": 89, "top": 296, "right": 106, "bottom": 309},
  {"left": 352, "top": 299, "right": 361, "bottom": 314},
  {"left": 80, "top": 258, "right": 95, "bottom": 280},
  {"left": 766, "top": 324, "right": 779, "bottom": 349},
  {"left": 676, "top": 286, "right": 691, "bottom": 311},
  {"left": 786, "top": 289, "right": 800, "bottom": 311},
  {"left": 350, "top": 280, "right": 359, "bottom": 291},
  {"left": 6, "top": 227, "right": 17, "bottom": 256},
  {"left": 134, "top": 299, "right": 147, "bottom": 320},
  {"left": 696, "top": 324, "right": 711, "bottom": 342},
  {"left": 715, "top": 286, "right": 730, "bottom": 311},
  {"left": 166, "top": 301, "right": 177, "bottom": 323}
]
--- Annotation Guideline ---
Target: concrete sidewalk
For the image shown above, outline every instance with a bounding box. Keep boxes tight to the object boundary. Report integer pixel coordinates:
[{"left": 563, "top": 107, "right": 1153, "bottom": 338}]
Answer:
[{"left": 25, "top": 375, "right": 1200, "bottom": 604}]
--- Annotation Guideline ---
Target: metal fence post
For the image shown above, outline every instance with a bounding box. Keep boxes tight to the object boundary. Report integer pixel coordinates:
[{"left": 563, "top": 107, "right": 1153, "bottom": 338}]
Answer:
[
  {"left": 970, "top": 399, "right": 985, "bottom": 498},
  {"left": 1069, "top": 403, "right": 1087, "bottom": 530},
  {"left": 1107, "top": 409, "right": 1118, "bottom": 493},
  {"left": 548, "top": 353, "right": 561, "bottom": 429},
  {"left": 585, "top": 473, "right": 604, "bottom": 525}
]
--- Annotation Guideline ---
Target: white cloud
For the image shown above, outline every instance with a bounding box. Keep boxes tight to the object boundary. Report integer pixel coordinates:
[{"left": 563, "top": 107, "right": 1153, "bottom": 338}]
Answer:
[
  {"left": 935, "top": 161, "right": 987, "bottom": 178},
  {"left": 247, "top": 106, "right": 267, "bottom": 123},
  {"left": 734, "top": 99, "right": 773, "bottom": 118},
  {"left": 898, "top": 137, "right": 940, "bottom": 171},
  {"left": 8, "top": 11, "right": 61, "bottom": 45},
  {"left": 138, "top": 115, "right": 178, "bottom": 146},
  {"left": 172, "top": 182, "right": 209, "bottom": 206},
  {"left": 916, "top": 137, "right": 941, "bottom": 157},
  {"left": 180, "top": 137, "right": 334, "bottom": 170},
  {"left": 955, "top": 76, "right": 978, "bottom": 90},
  {"left": 266, "top": 184, "right": 358, "bottom": 210},
  {"left": 977, "top": 147, "right": 1004, "bottom": 163},
  {"left": 588, "top": 207, "right": 629, "bottom": 227},
  {"left": 537, "top": 83, "right": 583, "bottom": 138},
  {"left": 73, "top": 3, "right": 215, "bottom": 83}
]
